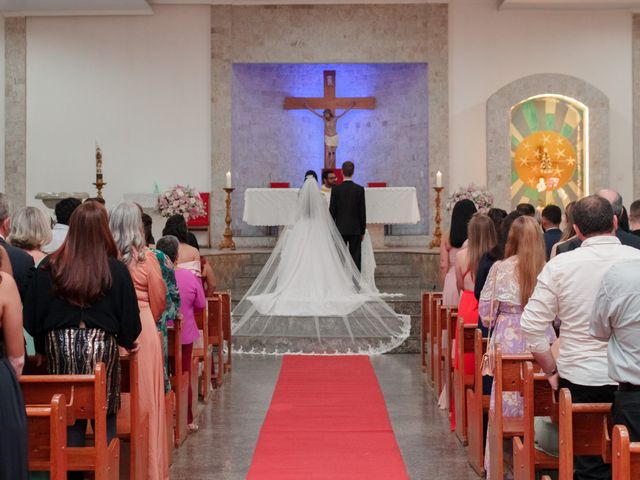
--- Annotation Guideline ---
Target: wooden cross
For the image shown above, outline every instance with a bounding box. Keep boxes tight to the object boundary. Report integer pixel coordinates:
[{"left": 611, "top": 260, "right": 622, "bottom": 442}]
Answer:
[{"left": 284, "top": 70, "right": 376, "bottom": 170}]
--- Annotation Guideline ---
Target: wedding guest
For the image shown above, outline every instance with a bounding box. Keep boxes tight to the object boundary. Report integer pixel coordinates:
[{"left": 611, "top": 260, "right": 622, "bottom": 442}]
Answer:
[
  {"left": 0, "top": 244, "right": 12, "bottom": 276},
  {"left": 0, "top": 193, "right": 35, "bottom": 298},
  {"left": 592, "top": 259, "right": 640, "bottom": 442},
  {"left": 110, "top": 202, "right": 168, "bottom": 480},
  {"left": 142, "top": 213, "right": 155, "bottom": 246},
  {"left": 448, "top": 213, "right": 497, "bottom": 429},
  {"left": 42, "top": 197, "right": 81, "bottom": 254},
  {"left": 516, "top": 203, "right": 535, "bottom": 217},
  {"left": 187, "top": 235, "right": 217, "bottom": 296},
  {"left": 620, "top": 206, "right": 630, "bottom": 232},
  {"left": 85, "top": 197, "right": 106, "bottom": 205},
  {"left": 550, "top": 201, "right": 576, "bottom": 258},
  {"left": 487, "top": 208, "right": 507, "bottom": 233},
  {"left": 556, "top": 189, "right": 640, "bottom": 254},
  {"left": 151, "top": 235, "right": 181, "bottom": 394},
  {"left": 23, "top": 202, "right": 141, "bottom": 466},
  {"left": 521, "top": 195, "right": 640, "bottom": 480},
  {"left": 162, "top": 214, "right": 201, "bottom": 275},
  {"left": 160, "top": 235, "right": 206, "bottom": 432},
  {"left": 0, "top": 247, "right": 27, "bottom": 480},
  {"left": 541, "top": 204, "right": 562, "bottom": 260},
  {"left": 629, "top": 200, "right": 640, "bottom": 236},
  {"left": 8, "top": 206, "right": 52, "bottom": 266},
  {"left": 480, "top": 215, "right": 556, "bottom": 475},
  {"left": 439, "top": 199, "right": 476, "bottom": 307}
]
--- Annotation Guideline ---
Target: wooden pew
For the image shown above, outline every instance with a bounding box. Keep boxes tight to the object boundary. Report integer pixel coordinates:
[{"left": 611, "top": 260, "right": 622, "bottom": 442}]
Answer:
[
  {"left": 421, "top": 291, "right": 441, "bottom": 375},
  {"left": 219, "top": 291, "right": 233, "bottom": 374},
  {"left": 512, "top": 361, "right": 558, "bottom": 480},
  {"left": 420, "top": 291, "right": 430, "bottom": 373},
  {"left": 192, "top": 302, "right": 212, "bottom": 403},
  {"left": 25, "top": 393, "right": 68, "bottom": 480},
  {"left": 487, "top": 347, "right": 534, "bottom": 480},
  {"left": 454, "top": 318, "right": 477, "bottom": 445},
  {"left": 613, "top": 425, "right": 640, "bottom": 480},
  {"left": 539, "top": 388, "right": 612, "bottom": 480},
  {"left": 466, "top": 329, "right": 490, "bottom": 476},
  {"left": 444, "top": 309, "right": 459, "bottom": 411},
  {"left": 117, "top": 351, "right": 149, "bottom": 480},
  {"left": 207, "top": 294, "right": 225, "bottom": 388},
  {"left": 20, "top": 363, "right": 120, "bottom": 479},
  {"left": 168, "top": 318, "right": 189, "bottom": 447},
  {"left": 428, "top": 295, "right": 442, "bottom": 388}
]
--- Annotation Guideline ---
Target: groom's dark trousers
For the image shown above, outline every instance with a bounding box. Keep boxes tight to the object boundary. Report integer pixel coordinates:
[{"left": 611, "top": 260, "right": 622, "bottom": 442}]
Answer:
[
  {"left": 330, "top": 179, "right": 367, "bottom": 271},
  {"left": 342, "top": 235, "right": 362, "bottom": 271}
]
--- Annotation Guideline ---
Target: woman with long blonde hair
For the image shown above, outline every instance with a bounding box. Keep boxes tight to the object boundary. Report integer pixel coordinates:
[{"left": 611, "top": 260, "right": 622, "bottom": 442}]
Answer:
[{"left": 479, "top": 216, "right": 556, "bottom": 475}]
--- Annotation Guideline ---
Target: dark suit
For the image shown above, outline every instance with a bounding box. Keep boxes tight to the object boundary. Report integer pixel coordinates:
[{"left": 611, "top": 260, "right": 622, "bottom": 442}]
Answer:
[
  {"left": 0, "top": 237, "right": 35, "bottom": 299},
  {"left": 555, "top": 229, "right": 640, "bottom": 256},
  {"left": 329, "top": 180, "right": 367, "bottom": 270},
  {"left": 543, "top": 227, "right": 562, "bottom": 260}
]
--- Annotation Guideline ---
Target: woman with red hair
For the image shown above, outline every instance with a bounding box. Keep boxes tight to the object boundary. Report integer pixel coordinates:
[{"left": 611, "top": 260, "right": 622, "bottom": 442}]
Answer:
[{"left": 23, "top": 201, "right": 141, "bottom": 455}]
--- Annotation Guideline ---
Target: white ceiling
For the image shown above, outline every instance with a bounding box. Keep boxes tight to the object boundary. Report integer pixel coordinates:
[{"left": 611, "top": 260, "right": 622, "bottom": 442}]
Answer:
[{"left": 500, "top": 0, "right": 640, "bottom": 9}]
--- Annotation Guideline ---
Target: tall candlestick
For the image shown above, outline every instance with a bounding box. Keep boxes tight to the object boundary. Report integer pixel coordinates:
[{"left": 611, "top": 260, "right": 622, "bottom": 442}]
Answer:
[
  {"left": 226, "top": 171, "right": 232, "bottom": 189},
  {"left": 219, "top": 188, "right": 236, "bottom": 250},
  {"left": 93, "top": 145, "right": 106, "bottom": 199},
  {"left": 429, "top": 186, "right": 444, "bottom": 249},
  {"left": 436, "top": 171, "right": 442, "bottom": 188}
]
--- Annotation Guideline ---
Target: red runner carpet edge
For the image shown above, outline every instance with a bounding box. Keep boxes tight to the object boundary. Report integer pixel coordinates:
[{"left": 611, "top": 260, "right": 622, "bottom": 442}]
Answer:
[{"left": 247, "top": 355, "right": 409, "bottom": 480}]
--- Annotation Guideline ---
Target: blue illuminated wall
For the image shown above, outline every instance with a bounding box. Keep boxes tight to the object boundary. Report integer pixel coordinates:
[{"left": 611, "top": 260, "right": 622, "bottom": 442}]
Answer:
[{"left": 232, "top": 63, "right": 428, "bottom": 236}]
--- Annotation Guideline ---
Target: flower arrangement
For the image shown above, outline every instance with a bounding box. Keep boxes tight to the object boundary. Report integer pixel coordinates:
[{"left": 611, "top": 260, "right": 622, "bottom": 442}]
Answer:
[
  {"left": 157, "top": 185, "right": 206, "bottom": 220},
  {"left": 446, "top": 184, "right": 494, "bottom": 213}
]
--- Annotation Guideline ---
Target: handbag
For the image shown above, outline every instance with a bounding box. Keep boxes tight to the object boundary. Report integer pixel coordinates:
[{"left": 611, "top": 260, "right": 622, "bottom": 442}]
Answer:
[{"left": 480, "top": 263, "right": 499, "bottom": 376}]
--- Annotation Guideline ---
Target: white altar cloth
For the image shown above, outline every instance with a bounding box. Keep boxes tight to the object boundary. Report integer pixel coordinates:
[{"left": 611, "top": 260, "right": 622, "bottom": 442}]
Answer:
[{"left": 242, "top": 187, "right": 420, "bottom": 226}]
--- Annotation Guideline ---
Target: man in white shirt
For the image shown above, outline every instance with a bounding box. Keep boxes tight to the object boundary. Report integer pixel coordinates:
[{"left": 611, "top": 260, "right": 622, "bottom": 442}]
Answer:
[
  {"left": 521, "top": 195, "right": 640, "bottom": 480},
  {"left": 592, "top": 259, "right": 640, "bottom": 443},
  {"left": 43, "top": 197, "right": 81, "bottom": 254}
]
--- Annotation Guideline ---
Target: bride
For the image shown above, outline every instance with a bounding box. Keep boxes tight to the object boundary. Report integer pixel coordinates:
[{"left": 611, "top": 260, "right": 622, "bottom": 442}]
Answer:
[{"left": 232, "top": 173, "right": 410, "bottom": 354}]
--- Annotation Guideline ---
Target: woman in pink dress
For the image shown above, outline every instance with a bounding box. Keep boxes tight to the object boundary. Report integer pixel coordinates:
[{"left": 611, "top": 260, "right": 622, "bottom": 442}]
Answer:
[
  {"left": 440, "top": 199, "right": 477, "bottom": 307},
  {"left": 110, "top": 203, "right": 169, "bottom": 480},
  {"left": 479, "top": 216, "right": 556, "bottom": 477}
]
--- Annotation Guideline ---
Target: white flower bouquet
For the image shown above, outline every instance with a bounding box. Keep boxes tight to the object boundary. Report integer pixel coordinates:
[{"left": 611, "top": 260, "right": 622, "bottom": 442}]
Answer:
[
  {"left": 446, "top": 184, "right": 494, "bottom": 213},
  {"left": 157, "top": 185, "right": 206, "bottom": 220}
]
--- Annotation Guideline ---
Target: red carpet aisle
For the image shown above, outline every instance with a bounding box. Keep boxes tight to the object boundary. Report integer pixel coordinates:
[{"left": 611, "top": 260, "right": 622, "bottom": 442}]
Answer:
[{"left": 247, "top": 355, "right": 409, "bottom": 479}]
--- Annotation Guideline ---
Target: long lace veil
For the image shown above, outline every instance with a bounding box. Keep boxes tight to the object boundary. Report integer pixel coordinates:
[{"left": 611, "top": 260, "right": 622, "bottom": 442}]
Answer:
[{"left": 231, "top": 177, "right": 410, "bottom": 354}]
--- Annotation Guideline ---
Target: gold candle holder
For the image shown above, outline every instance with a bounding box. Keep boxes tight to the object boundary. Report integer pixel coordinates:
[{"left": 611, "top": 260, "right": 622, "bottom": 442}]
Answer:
[
  {"left": 218, "top": 187, "right": 236, "bottom": 250},
  {"left": 429, "top": 186, "right": 444, "bottom": 249},
  {"left": 93, "top": 179, "right": 107, "bottom": 199}
]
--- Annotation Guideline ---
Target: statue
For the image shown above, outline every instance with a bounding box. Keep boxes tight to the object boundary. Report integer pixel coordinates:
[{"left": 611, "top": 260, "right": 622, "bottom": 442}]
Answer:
[{"left": 304, "top": 103, "right": 355, "bottom": 170}]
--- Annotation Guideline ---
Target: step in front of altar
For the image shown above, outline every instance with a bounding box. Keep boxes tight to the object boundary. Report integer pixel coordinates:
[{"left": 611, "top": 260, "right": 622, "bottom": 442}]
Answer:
[{"left": 206, "top": 249, "right": 439, "bottom": 353}]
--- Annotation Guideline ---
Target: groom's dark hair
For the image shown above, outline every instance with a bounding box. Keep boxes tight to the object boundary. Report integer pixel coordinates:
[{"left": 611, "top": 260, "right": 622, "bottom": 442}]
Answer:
[{"left": 342, "top": 161, "right": 355, "bottom": 177}]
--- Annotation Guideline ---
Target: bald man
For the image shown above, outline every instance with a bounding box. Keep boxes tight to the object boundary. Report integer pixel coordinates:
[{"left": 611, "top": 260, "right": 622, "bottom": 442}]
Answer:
[{"left": 556, "top": 189, "right": 640, "bottom": 255}]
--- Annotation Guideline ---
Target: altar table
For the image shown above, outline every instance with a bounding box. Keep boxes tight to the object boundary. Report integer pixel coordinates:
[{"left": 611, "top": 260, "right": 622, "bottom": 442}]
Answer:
[{"left": 243, "top": 187, "right": 420, "bottom": 247}]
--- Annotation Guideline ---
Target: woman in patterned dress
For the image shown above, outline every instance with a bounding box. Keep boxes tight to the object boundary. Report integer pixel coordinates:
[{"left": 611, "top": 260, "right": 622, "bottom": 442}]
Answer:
[{"left": 479, "top": 216, "right": 557, "bottom": 477}]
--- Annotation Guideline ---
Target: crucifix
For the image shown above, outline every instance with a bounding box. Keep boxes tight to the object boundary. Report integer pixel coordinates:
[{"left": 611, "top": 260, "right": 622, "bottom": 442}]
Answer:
[{"left": 284, "top": 70, "right": 376, "bottom": 170}]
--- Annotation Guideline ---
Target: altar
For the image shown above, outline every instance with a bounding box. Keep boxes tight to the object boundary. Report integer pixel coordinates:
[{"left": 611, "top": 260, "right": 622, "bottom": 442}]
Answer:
[{"left": 242, "top": 187, "right": 420, "bottom": 247}]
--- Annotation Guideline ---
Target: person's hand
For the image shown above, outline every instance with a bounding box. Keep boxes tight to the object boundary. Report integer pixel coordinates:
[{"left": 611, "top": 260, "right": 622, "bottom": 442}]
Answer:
[
  {"left": 128, "top": 340, "right": 141, "bottom": 354},
  {"left": 547, "top": 372, "right": 560, "bottom": 391},
  {"left": 35, "top": 353, "right": 46, "bottom": 367}
]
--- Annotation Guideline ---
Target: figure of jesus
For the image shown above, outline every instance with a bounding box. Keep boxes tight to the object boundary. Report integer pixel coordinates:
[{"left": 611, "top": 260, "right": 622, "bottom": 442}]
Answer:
[{"left": 304, "top": 101, "right": 355, "bottom": 170}]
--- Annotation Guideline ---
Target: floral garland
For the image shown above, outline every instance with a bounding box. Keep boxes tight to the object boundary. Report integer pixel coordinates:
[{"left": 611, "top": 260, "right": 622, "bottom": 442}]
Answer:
[
  {"left": 157, "top": 185, "right": 206, "bottom": 219},
  {"left": 446, "top": 184, "right": 494, "bottom": 213}
]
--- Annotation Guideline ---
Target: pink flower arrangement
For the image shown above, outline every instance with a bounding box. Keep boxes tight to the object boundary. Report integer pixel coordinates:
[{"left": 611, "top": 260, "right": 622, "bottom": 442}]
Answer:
[
  {"left": 157, "top": 185, "right": 205, "bottom": 220},
  {"left": 446, "top": 184, "right": 494, "bottom": 213}
]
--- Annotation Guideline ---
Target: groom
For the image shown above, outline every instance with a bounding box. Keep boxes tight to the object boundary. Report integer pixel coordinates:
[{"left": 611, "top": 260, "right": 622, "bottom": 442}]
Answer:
[{"left": 330, "top": 161, "right": 367, "bottom": 271}]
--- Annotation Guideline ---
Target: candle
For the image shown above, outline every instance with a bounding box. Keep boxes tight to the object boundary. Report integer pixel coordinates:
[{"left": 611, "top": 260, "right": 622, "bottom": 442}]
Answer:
[
  {"left": 436, "top": 171, "right": 442, "bottom": 188},
  {"left": 226, "top": 171, "right": 232, "bottom": 189}
]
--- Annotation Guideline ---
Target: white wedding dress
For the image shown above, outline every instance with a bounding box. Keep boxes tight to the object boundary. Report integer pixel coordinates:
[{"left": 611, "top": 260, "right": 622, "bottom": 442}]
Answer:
[{"left": 231, "top": 177, "right": 410, "bottom": 354}]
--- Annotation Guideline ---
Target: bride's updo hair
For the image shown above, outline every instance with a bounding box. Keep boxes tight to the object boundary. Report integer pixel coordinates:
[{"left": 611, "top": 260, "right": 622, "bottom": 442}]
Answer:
[{"left": 304, "top": 170, "right": 318, "bottom": 182}]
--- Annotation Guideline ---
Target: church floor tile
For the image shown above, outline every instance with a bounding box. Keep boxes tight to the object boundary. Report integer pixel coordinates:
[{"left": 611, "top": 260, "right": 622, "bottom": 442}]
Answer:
[{"left": 170, "top": 354, "right": 479, "bottom": 479}]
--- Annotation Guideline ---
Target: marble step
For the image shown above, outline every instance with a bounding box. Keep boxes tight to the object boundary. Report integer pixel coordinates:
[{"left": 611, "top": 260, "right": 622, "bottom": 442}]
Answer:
[
  {"left": 240, "top": 262, "right": 415, "bottom": 278},
  {"left": 242, "top": 251, "right": 414, "bottom": 267}
]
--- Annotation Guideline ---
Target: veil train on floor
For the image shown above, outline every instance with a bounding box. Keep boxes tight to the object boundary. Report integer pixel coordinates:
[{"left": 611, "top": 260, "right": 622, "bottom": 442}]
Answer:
[{"left": 231, "top": 177, "right": 411, "bottom": 355}]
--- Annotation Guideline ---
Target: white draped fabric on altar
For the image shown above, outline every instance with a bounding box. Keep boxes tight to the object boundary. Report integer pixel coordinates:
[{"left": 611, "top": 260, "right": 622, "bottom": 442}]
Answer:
[{"left": 232, "top": 178, "right": 410, "bottom": 355}]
